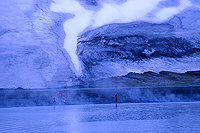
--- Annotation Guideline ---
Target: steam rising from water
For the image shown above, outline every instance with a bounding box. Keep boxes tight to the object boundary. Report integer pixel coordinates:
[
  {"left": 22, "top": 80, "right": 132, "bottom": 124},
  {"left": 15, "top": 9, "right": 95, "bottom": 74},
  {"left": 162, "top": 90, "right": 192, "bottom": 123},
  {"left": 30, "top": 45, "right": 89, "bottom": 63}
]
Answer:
[{"left": 50, "top": 0, "right": 192, "bottom": 76}]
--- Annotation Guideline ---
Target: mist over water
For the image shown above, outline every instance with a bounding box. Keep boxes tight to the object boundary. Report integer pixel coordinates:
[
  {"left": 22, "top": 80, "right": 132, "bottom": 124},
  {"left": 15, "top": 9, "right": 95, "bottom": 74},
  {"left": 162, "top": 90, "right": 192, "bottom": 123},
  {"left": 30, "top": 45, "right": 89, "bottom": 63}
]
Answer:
[
  {"left": 1, "top": 86, "right": 200, "bottom": 107},
  {"left": 50, "top": 0, "right": 192, "bottom": 75}
]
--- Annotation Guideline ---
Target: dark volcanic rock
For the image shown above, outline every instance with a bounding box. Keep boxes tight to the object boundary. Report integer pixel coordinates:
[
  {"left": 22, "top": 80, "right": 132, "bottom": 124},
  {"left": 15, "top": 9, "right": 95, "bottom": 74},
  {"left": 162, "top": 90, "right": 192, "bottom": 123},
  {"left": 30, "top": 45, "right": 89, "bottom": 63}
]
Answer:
[
  {"left": 159, "top": 71, "right": 184, "bottom": 78},
  {"left": 185, "top": 71, "right": 200, "bottom": 76},
  {"left": 88, "top": 70, "right": 200, "bottom": 88},
  {"left": 82, "top": 0, "right": 98, "bottom": 6},
  {"left": 16, "top": 87, "right": 24, "bottom": 90}
]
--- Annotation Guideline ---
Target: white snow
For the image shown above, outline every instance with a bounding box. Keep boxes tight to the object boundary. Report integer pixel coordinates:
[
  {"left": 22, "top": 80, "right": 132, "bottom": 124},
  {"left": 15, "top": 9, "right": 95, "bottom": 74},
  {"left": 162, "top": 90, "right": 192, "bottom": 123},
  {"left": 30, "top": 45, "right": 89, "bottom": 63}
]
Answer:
[
  {"left": 0, "top": 102, "right": 200, "bottom": 133},
  {"left": 50, "top": 0, "right": 192, "bottom": 75}
]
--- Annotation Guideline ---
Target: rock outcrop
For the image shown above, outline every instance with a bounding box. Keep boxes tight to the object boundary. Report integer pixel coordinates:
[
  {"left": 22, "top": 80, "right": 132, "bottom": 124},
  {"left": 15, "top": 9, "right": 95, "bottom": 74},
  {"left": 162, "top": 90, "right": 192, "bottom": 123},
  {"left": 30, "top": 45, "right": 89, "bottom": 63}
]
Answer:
[
  {"left": 88, "top": 70, "right": 200, "bottom": 88},
  {"left": 77, "top": 8, "right": 200, "bottom": 80}
]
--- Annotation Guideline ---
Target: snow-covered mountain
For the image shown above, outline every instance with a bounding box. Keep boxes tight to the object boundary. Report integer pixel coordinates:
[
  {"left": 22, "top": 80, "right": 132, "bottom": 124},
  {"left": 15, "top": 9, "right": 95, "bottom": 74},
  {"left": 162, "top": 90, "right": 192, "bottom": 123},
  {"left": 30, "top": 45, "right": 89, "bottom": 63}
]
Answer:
[
  {"left": 0, "top": 0, "right": 200, "bottom": 88},
  {"left": 78, "top": 20, "right": 200, "bottom": 80},
  {"left": 0, "top": 0, "right": 81, "bottom": 88}
]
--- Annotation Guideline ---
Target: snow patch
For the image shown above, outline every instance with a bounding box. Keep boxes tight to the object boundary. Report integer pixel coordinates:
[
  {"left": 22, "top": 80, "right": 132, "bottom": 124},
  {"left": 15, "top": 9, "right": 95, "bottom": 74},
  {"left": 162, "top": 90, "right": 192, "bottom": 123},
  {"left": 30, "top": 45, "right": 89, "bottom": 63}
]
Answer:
[{"left": 50, "top": 0, "right": 192, "bottom": 76}]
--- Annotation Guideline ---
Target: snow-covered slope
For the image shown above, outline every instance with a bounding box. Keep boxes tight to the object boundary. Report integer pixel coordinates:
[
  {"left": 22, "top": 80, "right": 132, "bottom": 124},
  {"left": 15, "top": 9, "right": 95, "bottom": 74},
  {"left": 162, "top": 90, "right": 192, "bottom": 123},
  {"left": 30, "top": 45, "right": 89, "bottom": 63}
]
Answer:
[
  {"left": 0, "top": 0, "right": 81, "bottom": 88},
  {"left": 0, "top": 0, "right": 200, "bottom": 88}
]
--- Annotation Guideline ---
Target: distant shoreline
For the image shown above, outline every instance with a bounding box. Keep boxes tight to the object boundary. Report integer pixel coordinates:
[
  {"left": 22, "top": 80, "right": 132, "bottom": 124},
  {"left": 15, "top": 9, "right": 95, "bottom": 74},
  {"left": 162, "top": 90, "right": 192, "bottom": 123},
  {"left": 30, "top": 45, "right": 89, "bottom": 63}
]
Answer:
[
  {"left": 1, "top": 85, "right": 200, "bottom": 90},
  {"left": 1, "top": 86, "right": 200, "bottom": 108}
]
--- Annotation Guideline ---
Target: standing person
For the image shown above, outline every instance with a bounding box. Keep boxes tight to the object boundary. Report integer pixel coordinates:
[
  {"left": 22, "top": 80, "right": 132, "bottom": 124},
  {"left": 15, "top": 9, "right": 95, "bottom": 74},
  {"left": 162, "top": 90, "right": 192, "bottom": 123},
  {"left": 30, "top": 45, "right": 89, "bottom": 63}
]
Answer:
[
  {"left": 62, "top": 94, "right": 66, "bottom": 103},
  {"left": 53, "top": 96, "right": 56, "bottom": 103},
  {"left": 58, "top": 92, "right": 61, "bottom": 97},
  {"left": 115, "top": 94, "right": 118, "bottom": 102}
]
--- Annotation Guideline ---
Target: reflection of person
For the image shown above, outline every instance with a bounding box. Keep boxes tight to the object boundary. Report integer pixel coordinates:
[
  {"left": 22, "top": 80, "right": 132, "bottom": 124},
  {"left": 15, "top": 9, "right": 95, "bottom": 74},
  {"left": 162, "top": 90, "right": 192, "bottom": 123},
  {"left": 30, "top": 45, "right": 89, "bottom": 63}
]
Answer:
[
  {"left": 115, "top": 94, "right": 118, "bottom": 102},
  {"left": 53, "top": 96, "right": 56, "bottom": 103},
  {"left": 62, "top": 94, "right": 66, "bottom": 103},
  {"left": 115, "top": 103, "right": 118, "bottom": 109}
]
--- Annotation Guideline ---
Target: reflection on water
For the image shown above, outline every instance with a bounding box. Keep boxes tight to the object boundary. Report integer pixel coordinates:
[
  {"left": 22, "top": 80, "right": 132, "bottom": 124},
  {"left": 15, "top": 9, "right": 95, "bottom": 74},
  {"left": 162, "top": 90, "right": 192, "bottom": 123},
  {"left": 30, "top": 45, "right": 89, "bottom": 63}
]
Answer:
[{"left": 0, "top": 102, "right": 200, "bottom": 133}]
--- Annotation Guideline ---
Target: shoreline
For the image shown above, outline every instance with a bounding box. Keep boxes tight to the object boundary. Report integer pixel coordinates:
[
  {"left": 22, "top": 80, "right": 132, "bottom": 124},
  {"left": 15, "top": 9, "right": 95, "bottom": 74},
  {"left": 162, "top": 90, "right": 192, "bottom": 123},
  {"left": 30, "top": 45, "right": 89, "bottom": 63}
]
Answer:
[{"left": 1, "top": 86, "right": 200, "bottom": 108}]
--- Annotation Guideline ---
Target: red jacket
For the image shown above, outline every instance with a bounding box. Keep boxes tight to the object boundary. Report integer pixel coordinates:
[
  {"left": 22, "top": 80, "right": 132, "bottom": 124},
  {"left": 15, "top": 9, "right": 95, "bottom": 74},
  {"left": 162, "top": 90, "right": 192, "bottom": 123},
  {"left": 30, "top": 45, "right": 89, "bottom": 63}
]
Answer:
[
  {"left": 58, "top": 92, "right": 61, "bottom": 97},
  {"left": 63, "top": 96, "right": 66, "bottom": 100},
  {"left": 53, "top": 97, "right": 56, "bottom": 102}
]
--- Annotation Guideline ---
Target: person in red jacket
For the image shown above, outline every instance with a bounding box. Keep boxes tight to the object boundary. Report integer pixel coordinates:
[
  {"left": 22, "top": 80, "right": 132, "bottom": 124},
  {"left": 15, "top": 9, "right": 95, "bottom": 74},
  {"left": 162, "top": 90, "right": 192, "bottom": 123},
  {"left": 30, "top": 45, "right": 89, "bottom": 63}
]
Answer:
[
  {"left": 58, "top": 92, "right": 61, "bottom": 97},
  {"left": 115, "top": 94, "right": 118, "bottom": 102},
  {"left": 53, "top": 96, "right": 56, "bottom": 103}
]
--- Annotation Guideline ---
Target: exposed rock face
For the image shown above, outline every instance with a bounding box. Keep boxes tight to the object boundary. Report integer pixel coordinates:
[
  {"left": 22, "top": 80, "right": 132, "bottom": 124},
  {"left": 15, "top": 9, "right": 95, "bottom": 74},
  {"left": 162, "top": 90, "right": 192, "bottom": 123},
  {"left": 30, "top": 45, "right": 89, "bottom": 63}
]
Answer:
[
  {"left": 78, "top": 25, "right": 198, "bottom": 64},
  {"left": 0, "top": 0, "right": 80, "bottom": 88},
  {"left": 185, "top": 71, "right": 200, "bottom": 76},
  {"left": 77, "top": 9, "right": 200, "bottom": 80},
  {"left": 88, "top": 70, "right": 200, "bottom": 88},
  {"left": 80, "top": 0, "right": 98, "bottom": 6}
]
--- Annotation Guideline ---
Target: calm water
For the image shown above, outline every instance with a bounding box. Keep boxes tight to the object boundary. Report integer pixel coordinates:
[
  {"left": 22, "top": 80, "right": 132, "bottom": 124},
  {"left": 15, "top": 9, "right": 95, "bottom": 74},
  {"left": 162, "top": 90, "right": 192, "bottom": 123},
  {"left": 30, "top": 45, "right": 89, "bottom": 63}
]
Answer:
[{"left": 0, "top": 102, "right": 200, "bottom": 133}]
